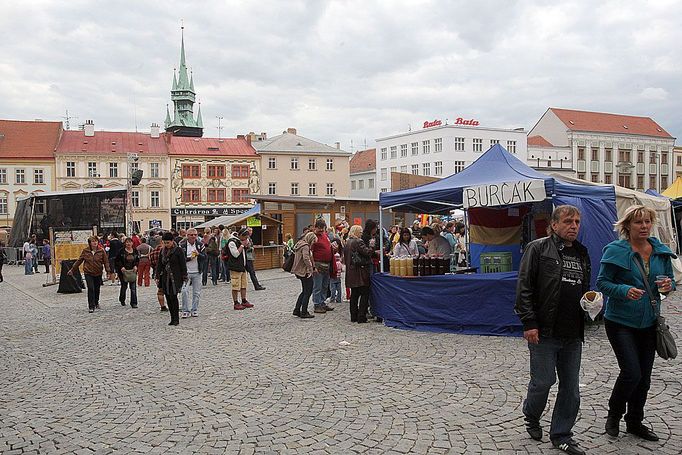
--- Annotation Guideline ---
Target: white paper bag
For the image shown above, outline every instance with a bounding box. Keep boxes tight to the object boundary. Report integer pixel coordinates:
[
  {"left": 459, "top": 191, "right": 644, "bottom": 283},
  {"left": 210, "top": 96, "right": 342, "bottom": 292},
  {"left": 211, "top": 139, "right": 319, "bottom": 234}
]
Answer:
[{"left": 580, "top": 291, "right": 604, "bottom": 320}]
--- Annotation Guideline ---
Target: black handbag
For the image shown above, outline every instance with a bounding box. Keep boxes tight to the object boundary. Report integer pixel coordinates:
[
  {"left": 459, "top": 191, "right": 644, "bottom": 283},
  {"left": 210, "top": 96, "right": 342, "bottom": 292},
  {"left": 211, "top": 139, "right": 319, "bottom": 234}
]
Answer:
[
  {"left": 632, "top": 258, "right": 677, "bottom": 360},
  {"left": 282, "top": 251, "right": 295, "bottom": 273}
]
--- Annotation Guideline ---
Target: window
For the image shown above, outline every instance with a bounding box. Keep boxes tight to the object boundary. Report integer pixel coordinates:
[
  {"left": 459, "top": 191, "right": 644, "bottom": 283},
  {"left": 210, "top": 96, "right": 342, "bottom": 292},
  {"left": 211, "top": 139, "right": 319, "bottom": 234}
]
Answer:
[
  {"left": 637, "top": 151, "right": 644, "bottom": 163},
  {"left": 130, "top": 162, "right": 138, "bottom": 173},
  {"left": 231, "top": 164, "right": 250, "bottom": 179},
  {"left": 290, "top": 158, "right": 299, "bottom": 170},
  {"left": 150, "top": 191, "right": 160, "bottom": 208},
  {"left": 400, "top": 144, "right": 408, "bottom": 157},
  {"left": 507, "top": 140, "right": 517, "bottom": 153},
  {"left": 578, "top": 173, "right": 585, "bottom": 180},
  {"left": 649, "top": 152, "right": 656, "bottom": 165},
  {"left": 181, "top": 188, "right": 201, "bottom": 203},
  {"left": 326, "top": 183, "right": 334, "bottom": 196},
  {"left": 150, "top": 163, "right": 159, "bottom": 178},
  {"left": 637, "top": 175, "right": 644, "bottom": 189},
  {"left": 454, "top": 137, "right": 464, "bottom": 151},
  {"left": 661, "top": 153, "right": 668, "bottom": 165},
  {"left": 208, "top": 165, "right": 226, "bottom": 179},
  {"left": 380, "top": 188, "right": 388, "bottom": 193},
  {"left": 0, "top": 193, "right": 6, "bottom": 214},
  {"left": 182, "top": 164, "right": 200, "bottom": 179},
  {"left": 390, "top": 166, "right": 397, "bottom": 175},
  {"left": 380, "top": 168, "right": 387, "bottom": 181},
  {"left": 411, "top": 164, "right": 419, "bottom": 175},
  {"left": 618, "top": 150, "right": 631, "bottom": 163},
  {"left": 390, "top": 146, "right": 397, "bottom": 159},
  {"left": 308, "top": 158, "right": 317, "bottom": 170},
  {"left": 109, "top": 163, "right": 118, "bottom": 178},
  {"left": 66, "top": 162, "right": 76, "bottom": 177},
  {"left": 207, "top": 188, "right": 227, "bottom": 202},
  {"left": 33, "top": 169, "right": 44, "bottom": 184},
  {"left": 435, "top": 161, "right": 443, "bottom": 176},
  {"left": 578, "top": 148, "right": 585, "bottom": 161},
  {"left": 605, "top": 148, "right": 612, "bottom": 162},
  {"left": 232, "top": 188, "right": 250, "bottom": 202},
  {"left": 351, "top": 180, "right": 356, "bottom": 190},
  {"left": 434, "top": 138, "right": 443, "bottom": 153},
  {"left": 268, "top": 157, "right": 277, "bottom": 169},
  {"left": 291, "top": 182, "right": 299, "bottom": 195},
  {"left": 593, "top": 149, "right": 600, "bottom": 161},
  {"left": 605, "top": 174, "right": 612, "bottom": 184},
  {"left": 268, "top": 182, "right": 276, "bottom": 195},
  {"left": 592, "top": 175, "right": 600, "bottom": 183},
  {"left": 473, "top": 138, "right": 483, "bottom": 152},
  {"left": 662, "top": 176, "right": 668, "bottom": 188},
  {"left": 368, "top": 178, "right": 374, "bottom": 189},
  {"left": 0, "top": 169, "right": 6, "bottom": 184},
  {"left": 380, "top": 148, "right": 387, "bottom": 160},
  {"left": 308, "top": 183, "right": 317, "bottom": 196},
  {"left": 454, "top": 161, "right": 466, "bottom": 173},
  {"left": 490, "top": 139, "right": 499, "bottom": 147},
  {"left": 411, "top": 142, "right": 419, "bottom": 156},
  {"left": 131, "top": 190, "right": 140, "bottom": 207},
  {"left": 678, "top": 156, "right": 682, "bottom": 166},
  {"left": 650, "top": 175, "right": 657, "bottom": 189},
  {"left": 15, "top": 168, "right": 25, "bottom": 184},
  {"left": 422, "top": 162, "right": 430, "bottom": 176},
  {"left": 326, "top": 159, "right": 334, "bottom": 171},
  {"left": 358, "top": 180, "right": 364, "bottom": 189},
  {"left": 400, "top": 165, "right": 408, "bottom": 173},
  {"left": 422, "top": 140, "right": 430, "bottom": 154}
]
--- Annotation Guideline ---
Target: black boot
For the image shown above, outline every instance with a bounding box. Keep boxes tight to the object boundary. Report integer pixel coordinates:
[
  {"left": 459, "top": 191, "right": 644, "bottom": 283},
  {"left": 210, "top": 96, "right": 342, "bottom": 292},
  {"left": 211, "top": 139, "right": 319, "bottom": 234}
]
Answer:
[
  {"left": 626, "top": 423, "right": 659, "bottom": 441},
  {"left": 605, "top": 415, "right": 620, "bottom": 437}
]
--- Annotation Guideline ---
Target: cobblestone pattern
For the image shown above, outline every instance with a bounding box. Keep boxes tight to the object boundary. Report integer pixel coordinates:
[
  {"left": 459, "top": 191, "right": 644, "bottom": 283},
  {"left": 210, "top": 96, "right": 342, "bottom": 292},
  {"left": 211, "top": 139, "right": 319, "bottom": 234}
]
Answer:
[{"left": 1, "top": 265, "right": 681, "bottom": 454}]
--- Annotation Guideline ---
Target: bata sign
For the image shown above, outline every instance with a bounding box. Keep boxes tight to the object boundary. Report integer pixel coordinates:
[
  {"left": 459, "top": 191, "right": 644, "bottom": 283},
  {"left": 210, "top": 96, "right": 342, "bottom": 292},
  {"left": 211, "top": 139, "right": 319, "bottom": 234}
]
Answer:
[
  {"left": 423, "top": 117, "right": 480, "bottom": 128},
  {"left": 463, "top": 179, "right": 546, "bottom": 209}
]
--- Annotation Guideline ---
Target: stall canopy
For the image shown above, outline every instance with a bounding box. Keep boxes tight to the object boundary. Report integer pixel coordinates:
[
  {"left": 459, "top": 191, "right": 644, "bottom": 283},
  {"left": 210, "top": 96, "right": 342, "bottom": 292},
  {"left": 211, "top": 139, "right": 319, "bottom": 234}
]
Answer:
[
  {"left": 662, "top": 176, "right": 682, "bottom": 199},
  {"left": 193, "top": 204, "right": 261, "bottom": 229}
]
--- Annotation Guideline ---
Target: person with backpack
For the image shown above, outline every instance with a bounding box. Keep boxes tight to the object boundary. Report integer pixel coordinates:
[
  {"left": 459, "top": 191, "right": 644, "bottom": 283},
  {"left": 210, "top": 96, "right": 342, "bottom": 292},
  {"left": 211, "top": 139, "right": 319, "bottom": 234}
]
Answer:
[
  {"left": 291, "top": 231, "right": 317, "bottom": 319},
  {"left": 224, "top": 228, "right": 254, "bottom": 310}
]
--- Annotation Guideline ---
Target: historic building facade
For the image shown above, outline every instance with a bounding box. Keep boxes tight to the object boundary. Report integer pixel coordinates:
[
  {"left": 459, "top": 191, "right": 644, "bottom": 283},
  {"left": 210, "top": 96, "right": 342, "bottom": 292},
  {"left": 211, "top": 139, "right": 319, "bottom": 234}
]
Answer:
[{"left": 349, "top": 148, "right": 377, "bottom": 199}]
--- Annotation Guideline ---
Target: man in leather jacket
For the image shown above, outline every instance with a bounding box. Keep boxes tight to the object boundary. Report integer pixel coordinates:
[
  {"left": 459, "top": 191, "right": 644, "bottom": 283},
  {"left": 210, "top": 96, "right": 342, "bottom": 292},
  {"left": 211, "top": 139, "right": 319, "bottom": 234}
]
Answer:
[{"left": 515, "top": 205, "right": 591, "bottom": 455}]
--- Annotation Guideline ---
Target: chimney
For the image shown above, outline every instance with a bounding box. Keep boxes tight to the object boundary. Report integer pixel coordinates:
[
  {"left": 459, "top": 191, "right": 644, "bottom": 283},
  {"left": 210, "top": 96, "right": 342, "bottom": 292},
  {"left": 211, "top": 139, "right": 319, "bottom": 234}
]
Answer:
[
  {"left": 237, "top": 134, "right": 245, "bottom": 139},
  {"left": 84, "top": 120, "right": 95, "bottom": 137},
  {"left": 286, "top": 127, "right": 297, "bottom": 135},
  {"left": 246, "top": 135, "right": 252, "bottom": 145},
  {"left": 150, "top": 123, "right": 160, "bottom": 138},
  {"left": 335, "top": 142, "right": 340, "bottom": 149}
]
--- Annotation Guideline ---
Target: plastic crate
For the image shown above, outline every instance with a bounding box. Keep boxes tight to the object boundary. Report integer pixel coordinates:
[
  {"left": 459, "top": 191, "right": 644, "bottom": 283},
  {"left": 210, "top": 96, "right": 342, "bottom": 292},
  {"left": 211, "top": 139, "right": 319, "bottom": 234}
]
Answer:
[{"left": 479, "top": 252, "right": 513, "bottom": 273}]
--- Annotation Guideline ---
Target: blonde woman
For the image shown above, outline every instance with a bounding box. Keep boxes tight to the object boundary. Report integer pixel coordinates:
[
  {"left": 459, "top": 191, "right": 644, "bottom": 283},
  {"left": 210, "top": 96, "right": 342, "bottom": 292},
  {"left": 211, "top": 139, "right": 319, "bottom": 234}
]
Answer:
[
  {"left": 291, "top": 231, "right": 317, "bottom": 318},
  {"left": 597, "top": 205, "right": 675, "bottom": 441},
  {"left": 344, "top": 224, "right": 374, "bottom": 323}
]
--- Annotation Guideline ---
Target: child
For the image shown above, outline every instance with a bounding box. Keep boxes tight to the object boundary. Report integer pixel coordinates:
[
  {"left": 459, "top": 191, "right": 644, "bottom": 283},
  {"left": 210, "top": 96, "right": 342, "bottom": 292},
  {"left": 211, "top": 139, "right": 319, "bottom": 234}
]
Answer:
[{"left": 329, "top": 253, "right": 343, "bottom": 304}]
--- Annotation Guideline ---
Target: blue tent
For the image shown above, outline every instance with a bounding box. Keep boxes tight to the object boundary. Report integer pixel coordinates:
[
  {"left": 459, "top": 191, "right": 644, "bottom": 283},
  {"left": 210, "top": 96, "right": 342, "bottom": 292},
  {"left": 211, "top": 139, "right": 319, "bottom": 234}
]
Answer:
[{"left": 646, "top": 189, "right": 682, "bottom": 208}]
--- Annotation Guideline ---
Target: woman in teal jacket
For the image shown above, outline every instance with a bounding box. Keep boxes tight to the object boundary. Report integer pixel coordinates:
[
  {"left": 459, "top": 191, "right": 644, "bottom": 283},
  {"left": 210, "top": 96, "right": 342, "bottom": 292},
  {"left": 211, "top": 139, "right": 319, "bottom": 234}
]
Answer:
[{"left": 597, "top": 205, "right": 675, "bottom": 442}]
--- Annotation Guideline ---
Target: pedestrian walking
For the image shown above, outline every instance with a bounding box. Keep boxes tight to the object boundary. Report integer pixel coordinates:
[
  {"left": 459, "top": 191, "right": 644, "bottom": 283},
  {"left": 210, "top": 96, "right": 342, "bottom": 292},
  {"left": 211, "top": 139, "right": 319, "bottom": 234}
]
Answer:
[
  {"left": 344, "top": 225, "right": 374, "bottom": 323},
  {"left": 220, "top": 228, "right": 231, "bottom": 283},
  {"left": 291, "top": 231, "right": 317, "bottom": 318},
  {"left": 514, "top": 205, "right": 591, "bottom": 455},
  {"left": 311, "top": 219, "right": 335, "bottom": 314},
  {"left": 205, "top": 235, "right": 220, "bottom": 285},
  {"left": 23, "top": 238, "right": 33, "bottom": 275},
  {"left": 136, "top": 238, "right": 152, "bottom": 287},
  {"left": 115, "top": 237, "right": 140, "bottom": 308},
  {"left": 226, "top": 228, "right": 253, "bottom": 310},
  {"left": 597, "top": 205, "right": 675, "bottom": 442},
  {"left": 149, "top": 240, "right": 168, "bottom": 312},
  {"left": 68, "top": 236, "right": 114, "bottom": 313},
  {"left": 179, "top": 228, "right": 205, "bottom": 318},
  {"left": 107, "top": 232, "right": 123, "bottom": 285},
  {"left": 42, "top": 239, "right": 51, "bottom": 274},
  {"left": 156, "top": 232, "right": 187, "bottom": 326},
  {"left": 245, "top": 227, "right": 265, "bottom": 290}
]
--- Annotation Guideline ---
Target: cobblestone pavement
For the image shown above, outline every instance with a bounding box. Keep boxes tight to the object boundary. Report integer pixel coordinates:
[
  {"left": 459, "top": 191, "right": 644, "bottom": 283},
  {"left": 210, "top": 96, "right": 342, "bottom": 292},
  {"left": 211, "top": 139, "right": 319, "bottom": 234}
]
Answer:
[{"left": 1, "top": 265, "right": 681, "bottom": 455}]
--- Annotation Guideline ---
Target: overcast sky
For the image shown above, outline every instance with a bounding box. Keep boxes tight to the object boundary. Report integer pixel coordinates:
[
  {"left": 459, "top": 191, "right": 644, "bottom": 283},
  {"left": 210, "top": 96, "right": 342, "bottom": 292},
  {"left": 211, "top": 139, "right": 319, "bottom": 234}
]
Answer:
[{"left": 1, "top": 0, "right": 680, "bottom": 151}]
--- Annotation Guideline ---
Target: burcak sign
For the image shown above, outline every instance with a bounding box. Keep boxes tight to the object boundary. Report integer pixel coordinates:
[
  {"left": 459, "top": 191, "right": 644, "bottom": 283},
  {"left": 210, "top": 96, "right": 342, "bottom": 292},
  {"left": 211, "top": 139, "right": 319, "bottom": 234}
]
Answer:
[{"left": 463, "top": 179, "right": 546, "bottom": 208}]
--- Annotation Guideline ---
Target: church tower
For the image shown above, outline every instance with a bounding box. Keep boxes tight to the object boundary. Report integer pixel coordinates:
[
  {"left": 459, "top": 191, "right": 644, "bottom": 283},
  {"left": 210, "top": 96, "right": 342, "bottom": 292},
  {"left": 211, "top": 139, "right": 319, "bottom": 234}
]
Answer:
[{"left": 165, "top": 26, "right": 203, "bottom": 137}]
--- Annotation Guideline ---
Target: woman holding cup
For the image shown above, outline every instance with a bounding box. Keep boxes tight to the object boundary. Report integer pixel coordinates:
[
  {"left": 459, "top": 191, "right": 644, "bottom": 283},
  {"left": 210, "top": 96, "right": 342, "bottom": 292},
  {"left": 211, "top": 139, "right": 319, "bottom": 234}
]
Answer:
[{"left": 597, "top": 205, "right": 675, "bottom": 441}]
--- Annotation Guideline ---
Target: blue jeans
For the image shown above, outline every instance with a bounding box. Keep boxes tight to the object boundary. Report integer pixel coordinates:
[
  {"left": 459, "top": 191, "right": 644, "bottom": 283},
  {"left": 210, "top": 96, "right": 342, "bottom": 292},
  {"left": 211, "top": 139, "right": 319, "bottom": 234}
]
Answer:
[
  {"left": 312, "top": 271, "right": 330, "bottom": 307},
  {"left": 209, "top": 256, "right": 220, "bottom": 285},
  {"left": 523, "top": 336, "right": 582, "bottom": 444},
  {"left": 24, "top": 258, "right": 33, "bottom": 275},
  {"left": 119, "top": 279, "right": 138, "bottom": 306},
  {"left": 182, "top": 272, "right": 202, "bottom": 312},
  {"left": 329, "top": 278, "right": 342, "bottom": 303},
  {"left": 295, "top": 275, "right": 314, "bottom": 314},
  {"left": 604, "top": 318, "right": 656, "bottom": 425}
]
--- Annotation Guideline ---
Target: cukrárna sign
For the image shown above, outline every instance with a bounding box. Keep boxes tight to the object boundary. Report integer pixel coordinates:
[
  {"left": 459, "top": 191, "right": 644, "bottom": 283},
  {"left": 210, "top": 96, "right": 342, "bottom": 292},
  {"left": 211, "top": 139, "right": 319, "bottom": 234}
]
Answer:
[{"left": 463, "top": 179, "right": 546, "bottom": 208}]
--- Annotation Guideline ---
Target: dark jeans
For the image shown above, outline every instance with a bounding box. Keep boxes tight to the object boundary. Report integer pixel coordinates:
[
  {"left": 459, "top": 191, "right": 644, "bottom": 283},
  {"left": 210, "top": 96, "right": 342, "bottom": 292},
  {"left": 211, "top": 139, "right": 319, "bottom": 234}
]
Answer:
[
  {"left": 523, "top": 336, "right": 582, "bottom": 444},
  {"left": 209, "top": 255, "right": 220, "bottom": 285},
  {"left": 166, "top": 293, "right": 179, "bottom": 324},
  {"left": 44, "top": 258, "right": 50, "bottom": 273},
  {"left": 604, "top": 318, "right": 656, "bottom": 425},
  {"left": 295, "top": 275, "right": 314, "bottom": 314},
  {"left": 246, "top": 259, "right": 261, "bottom": 289},
  {"left": 84, "top": 274, "right": 102, "bottom": 310},
  {"left": 221, "top": 259, "right": 230, "bottom": 282},
  {"left": 350, "top": 286, "right": 370, "bottom": 322},
  {"left": 0, "top": 262, "right": 3, "bottom": 282},
  {"left": 119, "top": 278, "right": 138, "bottom": 306}
]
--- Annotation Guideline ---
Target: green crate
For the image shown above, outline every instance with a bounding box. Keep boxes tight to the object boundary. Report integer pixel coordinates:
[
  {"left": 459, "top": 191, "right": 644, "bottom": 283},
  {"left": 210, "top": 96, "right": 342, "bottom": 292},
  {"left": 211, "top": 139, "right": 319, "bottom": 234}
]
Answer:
[{"left": 479, "top": 252, "right": 513, "bottom": 273}]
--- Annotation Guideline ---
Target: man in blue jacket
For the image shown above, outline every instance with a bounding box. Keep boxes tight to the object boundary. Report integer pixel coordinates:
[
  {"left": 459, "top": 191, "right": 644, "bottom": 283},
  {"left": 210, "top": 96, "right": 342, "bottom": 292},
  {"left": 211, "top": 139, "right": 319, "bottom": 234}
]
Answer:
[
  {"left": 179, "top": 228, "right": 206, "bottom": 318},
  {"left": 515, "top": 205, "right": 591, "bottom": 455}
]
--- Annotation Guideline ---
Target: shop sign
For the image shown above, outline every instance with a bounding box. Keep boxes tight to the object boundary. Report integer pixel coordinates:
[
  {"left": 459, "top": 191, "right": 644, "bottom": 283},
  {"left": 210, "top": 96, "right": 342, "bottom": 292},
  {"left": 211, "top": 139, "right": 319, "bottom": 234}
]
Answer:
[
  {"left": 423, "top": 119, "right": 442, "bottom": 128},
  {"left": 454, "top": 117, "right": 479, "bottom": 126},
  {"left": 463, "top": 179, "right": 546, "bottom": 209},
  {"left": 246, "top": 216, "right": 261, "bottom": 227},
  {"left": 171, "top": 207, "right": 250, "bottom": 216}
]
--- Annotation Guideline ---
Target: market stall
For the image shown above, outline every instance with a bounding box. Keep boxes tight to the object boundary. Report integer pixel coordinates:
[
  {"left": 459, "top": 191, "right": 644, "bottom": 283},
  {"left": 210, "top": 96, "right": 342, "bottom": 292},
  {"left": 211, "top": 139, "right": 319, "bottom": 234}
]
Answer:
[{"left": 375, "top": 145, "right": 618, "bottom": 336}]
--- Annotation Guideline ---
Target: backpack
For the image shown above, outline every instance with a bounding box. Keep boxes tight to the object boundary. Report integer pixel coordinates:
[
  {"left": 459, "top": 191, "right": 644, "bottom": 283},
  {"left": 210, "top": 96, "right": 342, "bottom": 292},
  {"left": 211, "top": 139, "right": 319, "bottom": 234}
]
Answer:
[{"left": 282, "top": 250, "right": 295, "bottom": 273}]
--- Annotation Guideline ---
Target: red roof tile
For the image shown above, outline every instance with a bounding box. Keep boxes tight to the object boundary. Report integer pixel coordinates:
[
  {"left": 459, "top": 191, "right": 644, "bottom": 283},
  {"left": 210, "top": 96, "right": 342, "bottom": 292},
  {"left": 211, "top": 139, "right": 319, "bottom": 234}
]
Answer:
[
  {"left": 527, "top": 135, "right": 554, "bottom": 147},
  {"left": 56, "top": 130, "right": 169, "bottom": 155},
  {"left": 0, "top": 119, "right": 63, "bottom": 159},
  {"left": 167, "top": 136, "right": 257, "bottom": 157},
  {"left": 550, "top": 108, "right": 673, "bottom": 139},
  {"left": 350, "top": 148, "right": 376, "bottom": 173}
]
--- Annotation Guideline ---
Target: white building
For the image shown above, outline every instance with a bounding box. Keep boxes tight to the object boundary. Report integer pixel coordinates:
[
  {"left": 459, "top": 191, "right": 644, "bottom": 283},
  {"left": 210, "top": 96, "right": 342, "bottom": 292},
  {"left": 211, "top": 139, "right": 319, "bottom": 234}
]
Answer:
[
  {"left": 375, "top": 119, "right": 527, "bottom": 193},
  {"left": 349, "top": 148, "right": 377, "bottom": 199},
  {"left": 527, "top": 108, "right": 676, "bottom": 192}
]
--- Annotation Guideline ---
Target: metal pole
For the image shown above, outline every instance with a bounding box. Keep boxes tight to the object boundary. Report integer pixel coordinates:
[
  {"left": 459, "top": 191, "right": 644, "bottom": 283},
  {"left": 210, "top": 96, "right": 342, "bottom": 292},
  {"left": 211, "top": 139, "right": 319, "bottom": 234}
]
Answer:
[
  {"left": 463, "top": 209, "right": 470, "bottom": 266},
  {"left": 379, "top": 207, "right": 384, "bottom": 273}
]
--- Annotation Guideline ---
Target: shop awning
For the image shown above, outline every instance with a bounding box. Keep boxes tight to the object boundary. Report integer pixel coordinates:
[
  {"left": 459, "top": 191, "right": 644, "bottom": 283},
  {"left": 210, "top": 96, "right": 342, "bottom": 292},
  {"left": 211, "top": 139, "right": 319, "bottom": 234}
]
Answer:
[
  {"left": 662, "top": 176, "right": 682, "bottom": 199},
  {"left": 193, "top": 204, "right": 263, "bottom": 229}
]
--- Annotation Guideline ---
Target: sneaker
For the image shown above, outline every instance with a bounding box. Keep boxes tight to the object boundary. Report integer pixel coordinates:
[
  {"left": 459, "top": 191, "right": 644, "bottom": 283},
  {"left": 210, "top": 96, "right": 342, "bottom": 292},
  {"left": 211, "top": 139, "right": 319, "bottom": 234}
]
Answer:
[
  {"left": 323, "top": 305, "right": 335, "bottom": 311},
  {"left": 160, "top": 306, "right": 169, "bottom": 312},
  {"left": 241, "top": 300, "right": 254, "bottom": 308},
  {"left": 234, "top": 303, "right": 245, "bottom": 310},
  {"left": 525, "top": 421, "right": 543, "bottom": 441},
  {"left": 324, "top": 297, "right": 331, "bottom": 304},
  {"left": 181, "top": 311, "right": 189, "bottom": 318},
  {"left": 120, "top": 301, "right": 126, "bottom": 306},
  {"left": 552, "top": 439, "right": 586, "bottom": 455},
  {"left": 314, "top": 306, "right": 327, "bottom": 314},
  {"left": 191, "top": 311, "right": 198, "bottom": 317},
  {"left": 131, "top": 304, "right": 138, "bottom": 309},
  {"left": 168, "top": 321, "right": 179, "bottom": 326},
  {"left": 299, "top": 312, "right": 314, "bottom": 319},
  {"left": 255, "top": 286, "right": 266, "bottom": 291},
  {"left": 88, "top": 309, "right": 95, "bottom": 313},
  {"left": 626, "top": 423, "right": 659, "bottom": 441}
]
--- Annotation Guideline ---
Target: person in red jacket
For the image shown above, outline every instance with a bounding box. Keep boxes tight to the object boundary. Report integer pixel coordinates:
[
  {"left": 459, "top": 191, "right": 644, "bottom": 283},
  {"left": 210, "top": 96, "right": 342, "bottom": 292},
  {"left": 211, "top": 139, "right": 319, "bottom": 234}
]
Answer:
[{"left": 311, "top": 218, "right": 336, "bottom": 314}]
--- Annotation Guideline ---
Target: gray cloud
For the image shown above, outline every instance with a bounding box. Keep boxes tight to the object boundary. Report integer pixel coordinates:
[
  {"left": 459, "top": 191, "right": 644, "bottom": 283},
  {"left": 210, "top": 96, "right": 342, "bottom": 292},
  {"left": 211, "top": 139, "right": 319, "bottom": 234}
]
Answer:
[{"left": 1, "top": 0, "right": 680, "bottom": 150}]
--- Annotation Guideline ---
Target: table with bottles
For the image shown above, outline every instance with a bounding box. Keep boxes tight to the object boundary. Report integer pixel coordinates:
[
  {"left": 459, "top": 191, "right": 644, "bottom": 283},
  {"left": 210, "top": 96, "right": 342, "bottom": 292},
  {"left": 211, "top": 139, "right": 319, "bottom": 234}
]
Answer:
[{"left": 388, "top": 255, "right": 477, "bottom": 277}]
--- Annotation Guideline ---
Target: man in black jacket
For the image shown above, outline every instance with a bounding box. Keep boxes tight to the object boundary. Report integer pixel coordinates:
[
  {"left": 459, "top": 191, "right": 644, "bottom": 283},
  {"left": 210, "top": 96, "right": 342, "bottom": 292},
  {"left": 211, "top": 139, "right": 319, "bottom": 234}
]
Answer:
[{"left": 515, "top": 205, "right": 591, "bottom": 455}]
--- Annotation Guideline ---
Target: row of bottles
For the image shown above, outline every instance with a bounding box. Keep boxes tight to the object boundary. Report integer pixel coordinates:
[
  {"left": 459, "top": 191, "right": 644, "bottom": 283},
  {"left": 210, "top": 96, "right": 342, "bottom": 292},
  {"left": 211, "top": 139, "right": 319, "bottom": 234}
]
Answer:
[{"left": 389, "top": 255, "right": 451, "bottom": 277}]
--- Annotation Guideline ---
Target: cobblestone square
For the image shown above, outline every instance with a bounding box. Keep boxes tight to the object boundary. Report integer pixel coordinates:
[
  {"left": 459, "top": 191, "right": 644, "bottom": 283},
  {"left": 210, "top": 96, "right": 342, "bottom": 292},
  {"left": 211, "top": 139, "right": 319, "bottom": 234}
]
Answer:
[{"left": 1, "top": 266, "right": 681, "bottom": 454}]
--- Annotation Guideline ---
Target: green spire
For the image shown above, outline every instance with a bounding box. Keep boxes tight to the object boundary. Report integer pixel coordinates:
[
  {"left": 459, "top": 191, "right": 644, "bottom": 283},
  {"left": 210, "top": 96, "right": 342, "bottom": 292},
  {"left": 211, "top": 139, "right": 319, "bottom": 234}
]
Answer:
[
  {"left": 176, "top": 26, "right": 191, "bottom": 90},
  {"left": 196, "top": 103, "right": 203, "bottom": 128},
  {"left": 189, "top": 71, "right": 195, "bottom": 92},
  {"left": 172, "top": 69, "right": 177, "bottom": 91},
  {"left": 164, "top": 104, "right": 172, "bottom": 128}
]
